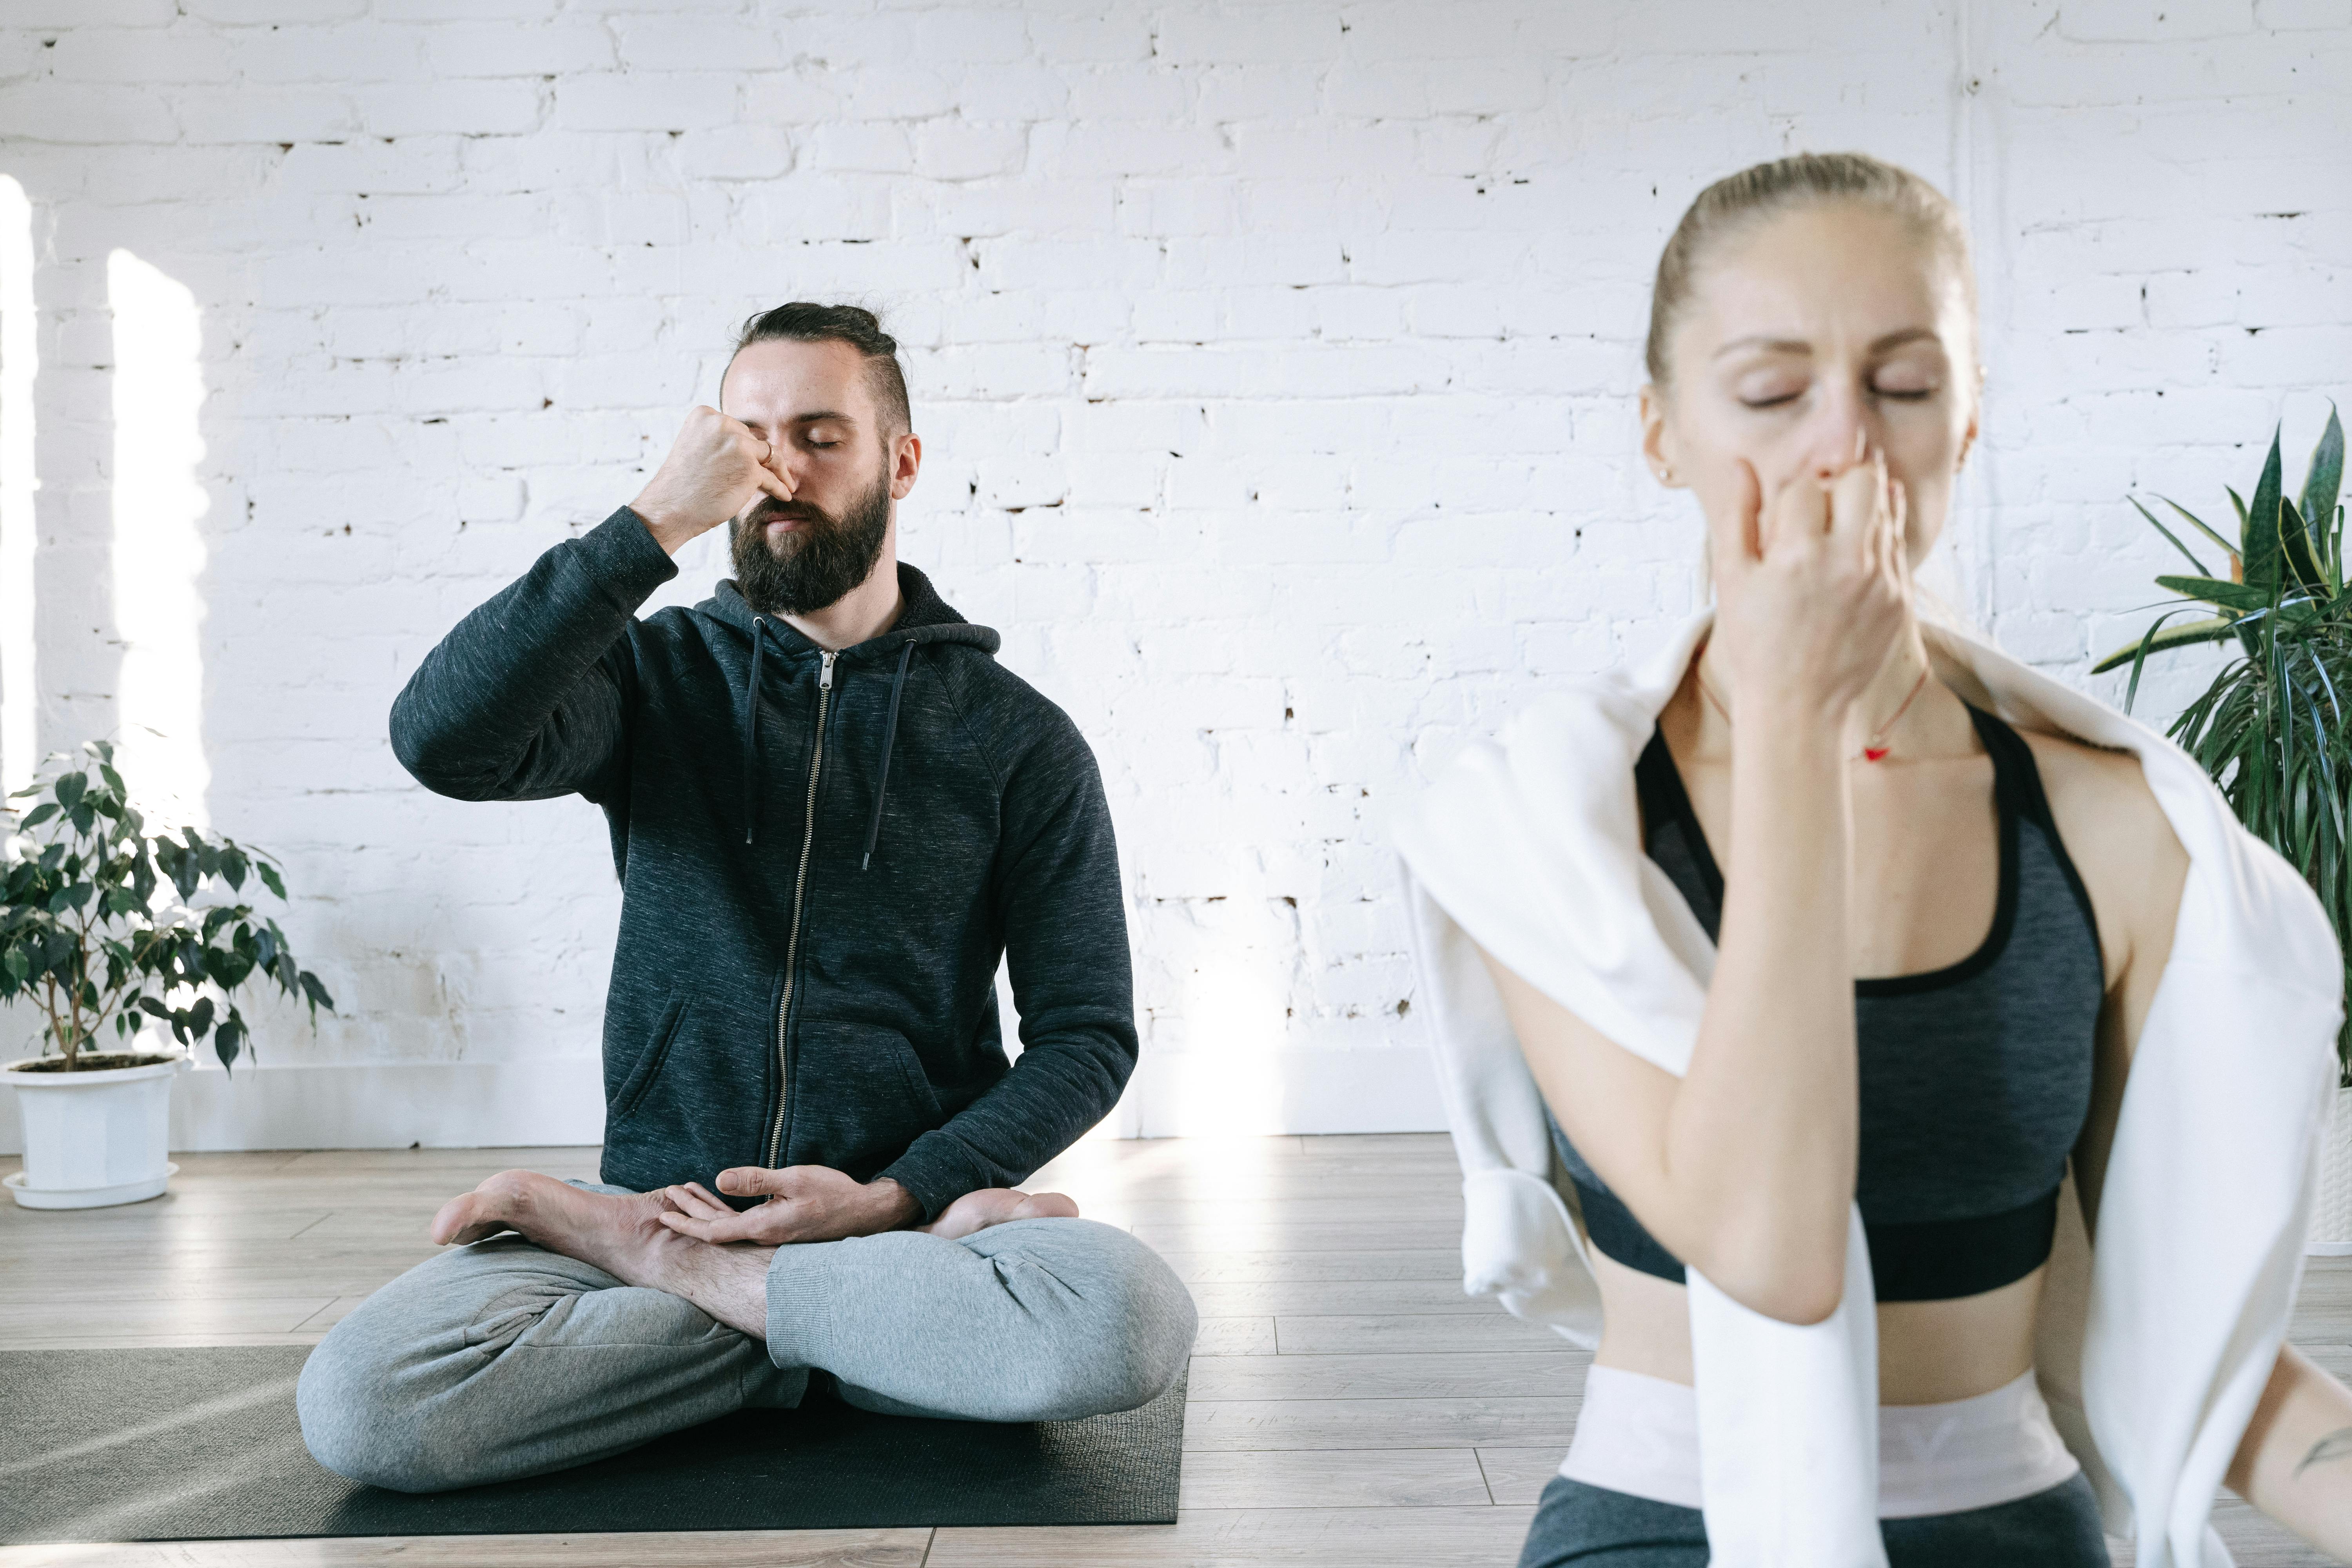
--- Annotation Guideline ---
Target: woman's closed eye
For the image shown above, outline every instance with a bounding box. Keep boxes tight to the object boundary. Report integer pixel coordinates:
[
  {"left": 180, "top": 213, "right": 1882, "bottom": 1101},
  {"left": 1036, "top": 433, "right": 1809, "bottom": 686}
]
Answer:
[
  {"left": 1734, "top": 374, "right": 1808, "bottom": 410},
  {"left": 1731, "top": 376, "right": 1943, "bottom": 410},
  {"left": 1869, "top": 368, "right": 1942, "bottom": 401}
]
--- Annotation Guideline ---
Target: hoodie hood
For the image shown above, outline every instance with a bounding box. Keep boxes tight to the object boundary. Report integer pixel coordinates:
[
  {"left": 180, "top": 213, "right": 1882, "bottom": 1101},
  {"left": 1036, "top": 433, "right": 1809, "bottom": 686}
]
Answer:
[
  {"left": 699, "top": 561, "right": 1002, "bottom": 664},
  {"left": 710, "top": 562, "right": 999, "bottom": 862}
]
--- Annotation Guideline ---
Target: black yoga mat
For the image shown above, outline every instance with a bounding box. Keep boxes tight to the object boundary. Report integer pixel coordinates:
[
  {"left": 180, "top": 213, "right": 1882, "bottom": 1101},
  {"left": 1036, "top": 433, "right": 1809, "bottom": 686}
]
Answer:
[{"left": 0, "top": 1346, "right": 1184, "bottom": 1541}]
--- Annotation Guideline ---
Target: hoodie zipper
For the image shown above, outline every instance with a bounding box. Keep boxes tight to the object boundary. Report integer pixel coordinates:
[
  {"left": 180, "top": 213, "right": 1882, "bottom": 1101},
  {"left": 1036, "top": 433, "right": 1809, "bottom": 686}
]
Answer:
[{"left": 764, "top": 648, "right": 835, "bottom": 1170}]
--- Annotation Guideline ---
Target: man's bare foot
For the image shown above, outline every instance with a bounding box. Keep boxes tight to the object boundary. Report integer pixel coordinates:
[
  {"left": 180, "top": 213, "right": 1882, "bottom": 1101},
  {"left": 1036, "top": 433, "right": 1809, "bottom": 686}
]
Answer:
[
  {"left": 429, "top": 1170, "right": 680, "bottom": 1281},
  {"left": 920, "top": 1187, "right": 1080, "bottom": 1241},
  {"left": 429, "top": 1170, "right": 775, "bottom": 1337}
]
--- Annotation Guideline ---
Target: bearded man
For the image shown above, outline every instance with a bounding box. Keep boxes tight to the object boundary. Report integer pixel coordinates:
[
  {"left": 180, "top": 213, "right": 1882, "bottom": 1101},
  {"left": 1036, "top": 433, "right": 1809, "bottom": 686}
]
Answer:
[{"left": 299, "top": 304, "right": 1194, "bottom": 1492}]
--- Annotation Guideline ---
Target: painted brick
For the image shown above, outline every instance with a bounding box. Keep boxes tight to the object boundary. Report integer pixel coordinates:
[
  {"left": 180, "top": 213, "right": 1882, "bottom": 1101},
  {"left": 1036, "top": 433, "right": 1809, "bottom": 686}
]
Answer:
[
  {"left": 550, "top": 72, "right": 743, "bottom": 134},
  {"left": 0, "top": 81, "right": 179, "bottom": 143},
  {"left": 2056, "top": 0, "right": 2257, "bottom": 39},
  {"left": 47, "top": 27, "right": 236, "bottom": 83},
  {"left": 351, "top": 81, "right": 544, "bottom": 138}
]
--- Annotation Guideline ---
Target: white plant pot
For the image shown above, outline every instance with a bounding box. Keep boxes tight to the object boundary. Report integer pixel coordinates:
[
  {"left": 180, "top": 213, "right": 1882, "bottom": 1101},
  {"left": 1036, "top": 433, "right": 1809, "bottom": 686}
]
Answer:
[
  {"left": 2, "top": 1053, "right": 189, "bottom": 1209},
  {"left": 2312, "top": 1084, "right": 2352, "bottom": 1256}
]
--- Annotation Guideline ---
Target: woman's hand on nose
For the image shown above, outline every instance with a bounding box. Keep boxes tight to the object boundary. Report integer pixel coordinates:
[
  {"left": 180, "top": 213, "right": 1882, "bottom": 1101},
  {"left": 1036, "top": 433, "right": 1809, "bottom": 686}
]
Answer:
[{"left": 1710, "top": 447, "right": 1911, "bottom": 727}]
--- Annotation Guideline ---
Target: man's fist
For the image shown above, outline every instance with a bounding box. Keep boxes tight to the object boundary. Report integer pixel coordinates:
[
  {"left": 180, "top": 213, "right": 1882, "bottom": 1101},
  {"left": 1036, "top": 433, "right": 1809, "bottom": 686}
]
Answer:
[
  {"left": 654, "top": 1165, "right": 922, "bottom": 1245},
  {"left": 629, "top": 406, "right": 793, "bottom": 555}
]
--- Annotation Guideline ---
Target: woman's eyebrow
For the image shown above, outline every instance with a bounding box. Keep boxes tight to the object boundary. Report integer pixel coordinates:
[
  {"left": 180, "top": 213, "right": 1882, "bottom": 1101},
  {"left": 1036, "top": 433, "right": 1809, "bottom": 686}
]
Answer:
[
  {"left": 1712, "top": 335, "right": 1811, "bottom": 360},
  {"left": 1711, "top": 327, "right": 1942, "bottom": 361}
]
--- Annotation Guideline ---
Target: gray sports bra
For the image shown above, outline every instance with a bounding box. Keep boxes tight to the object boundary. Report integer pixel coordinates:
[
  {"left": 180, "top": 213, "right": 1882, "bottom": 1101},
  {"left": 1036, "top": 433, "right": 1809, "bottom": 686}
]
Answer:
[{"left": 1550, "top": 705, "right": 2105, "bottom": 1301}]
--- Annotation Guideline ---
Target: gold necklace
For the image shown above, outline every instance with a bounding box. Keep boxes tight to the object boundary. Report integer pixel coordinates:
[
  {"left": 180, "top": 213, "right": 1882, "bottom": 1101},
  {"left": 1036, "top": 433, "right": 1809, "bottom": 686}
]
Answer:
[{"left": 1696, "top": 661, "right": 1933, "bottom": 763}]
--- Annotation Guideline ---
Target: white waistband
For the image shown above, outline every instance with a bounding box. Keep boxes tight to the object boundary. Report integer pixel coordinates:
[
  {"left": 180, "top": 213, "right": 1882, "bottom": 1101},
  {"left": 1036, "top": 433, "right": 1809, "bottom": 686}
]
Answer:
[{"left": 1559, "top": 1365, "right": 2080, "bottom": 1519}]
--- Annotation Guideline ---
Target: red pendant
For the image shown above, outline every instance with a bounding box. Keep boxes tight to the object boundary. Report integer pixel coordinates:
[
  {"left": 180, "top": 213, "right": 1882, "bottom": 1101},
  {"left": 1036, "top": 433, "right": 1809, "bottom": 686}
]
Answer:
[{"left": 1863, "top": 746, "right": 1890, "bottom": 762}]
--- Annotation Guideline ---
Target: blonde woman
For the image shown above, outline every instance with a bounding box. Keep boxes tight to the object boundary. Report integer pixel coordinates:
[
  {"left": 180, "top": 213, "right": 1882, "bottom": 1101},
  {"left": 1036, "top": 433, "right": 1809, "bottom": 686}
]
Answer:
[{"left": 1396, "top": 154, "right": 2352, "bottom": 1566}]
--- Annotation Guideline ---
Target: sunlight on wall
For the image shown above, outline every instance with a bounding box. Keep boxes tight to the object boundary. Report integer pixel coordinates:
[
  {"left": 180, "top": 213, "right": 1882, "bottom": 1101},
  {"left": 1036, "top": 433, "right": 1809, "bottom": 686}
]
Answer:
[
  {"left": 0, "top": 178, "right": 34, "bottom": 800},
  {"left": 107, "top": 249, "right": 208, "bottom": 829},
  {"left": 1168, "top": 958, "right": 1289, "bottom": 1137}
]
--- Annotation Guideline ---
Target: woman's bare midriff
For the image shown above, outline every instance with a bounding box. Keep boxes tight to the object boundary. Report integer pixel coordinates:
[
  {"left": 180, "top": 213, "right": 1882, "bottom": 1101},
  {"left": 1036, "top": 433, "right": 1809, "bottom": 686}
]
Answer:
[{"left": 1586, "top": 1247, "right": 2045, "bottom": 1406}]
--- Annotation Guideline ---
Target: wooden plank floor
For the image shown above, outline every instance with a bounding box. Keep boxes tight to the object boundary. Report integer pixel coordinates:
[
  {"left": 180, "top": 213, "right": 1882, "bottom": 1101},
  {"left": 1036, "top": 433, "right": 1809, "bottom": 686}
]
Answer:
[{"left": 0, "top": 1133, "right": 2341, "bottom": 1566}]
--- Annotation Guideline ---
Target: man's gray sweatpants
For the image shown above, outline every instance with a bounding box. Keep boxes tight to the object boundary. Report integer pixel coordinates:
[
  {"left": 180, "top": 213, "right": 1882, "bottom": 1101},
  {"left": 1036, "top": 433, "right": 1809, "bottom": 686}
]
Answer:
[{"left": 296, "top": 1199, "right": 1198, "bottom": 1494}]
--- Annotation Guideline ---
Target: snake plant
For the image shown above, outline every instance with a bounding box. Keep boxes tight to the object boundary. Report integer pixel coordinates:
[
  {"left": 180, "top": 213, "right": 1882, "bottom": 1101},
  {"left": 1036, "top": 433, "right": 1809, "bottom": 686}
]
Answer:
[{"left": 2097, "top": 405, "right": 2349, "bottom": 1078}]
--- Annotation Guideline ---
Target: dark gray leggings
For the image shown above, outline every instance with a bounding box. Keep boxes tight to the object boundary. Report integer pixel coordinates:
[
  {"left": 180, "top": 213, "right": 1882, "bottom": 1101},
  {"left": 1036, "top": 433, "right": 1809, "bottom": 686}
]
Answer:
[{"left": 1518, "top": 1472, "right": 2109, "bottom": 1567}]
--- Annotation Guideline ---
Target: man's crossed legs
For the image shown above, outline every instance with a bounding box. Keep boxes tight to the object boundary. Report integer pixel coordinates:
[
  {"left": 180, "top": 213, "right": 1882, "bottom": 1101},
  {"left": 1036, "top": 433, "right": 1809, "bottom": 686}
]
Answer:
[{"left": 297, "top": 1171, "right": 1199, "bottom": 1493}]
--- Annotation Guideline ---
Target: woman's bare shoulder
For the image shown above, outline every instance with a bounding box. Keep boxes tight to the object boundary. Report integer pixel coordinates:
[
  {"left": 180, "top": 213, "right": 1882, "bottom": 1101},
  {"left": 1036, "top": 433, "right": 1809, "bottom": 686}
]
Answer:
[{"left": 2018, "top": 728, "right": 2188, "bottom": 971}]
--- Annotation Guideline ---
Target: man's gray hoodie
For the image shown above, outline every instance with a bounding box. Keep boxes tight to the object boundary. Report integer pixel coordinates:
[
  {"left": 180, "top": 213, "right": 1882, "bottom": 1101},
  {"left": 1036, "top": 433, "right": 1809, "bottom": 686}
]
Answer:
[{"left": 389, "top": 507, "right": 1136, "bottom": 1219}]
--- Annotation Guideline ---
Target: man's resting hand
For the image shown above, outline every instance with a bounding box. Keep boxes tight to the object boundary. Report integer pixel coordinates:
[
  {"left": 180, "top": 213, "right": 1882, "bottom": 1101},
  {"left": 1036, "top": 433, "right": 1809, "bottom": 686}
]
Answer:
[{"left": 657, "top": 1165, "right": 922, "bottom": 1245}]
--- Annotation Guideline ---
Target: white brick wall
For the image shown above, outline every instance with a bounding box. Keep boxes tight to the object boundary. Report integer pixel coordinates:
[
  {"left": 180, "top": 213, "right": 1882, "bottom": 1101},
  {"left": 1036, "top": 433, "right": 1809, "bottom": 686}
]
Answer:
[{"left": 0, "top": 0, "right": 2346, "bottom": 1147}]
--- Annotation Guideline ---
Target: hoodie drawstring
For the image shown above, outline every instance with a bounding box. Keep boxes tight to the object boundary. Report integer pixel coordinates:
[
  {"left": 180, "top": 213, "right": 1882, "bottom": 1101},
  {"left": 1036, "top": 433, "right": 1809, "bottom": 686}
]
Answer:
[
  {"left": 862, "top": 641, "right": 915, "bottom": 871},
  {"left": 743, "top": 617, "right": 768, "bottom": 845}
]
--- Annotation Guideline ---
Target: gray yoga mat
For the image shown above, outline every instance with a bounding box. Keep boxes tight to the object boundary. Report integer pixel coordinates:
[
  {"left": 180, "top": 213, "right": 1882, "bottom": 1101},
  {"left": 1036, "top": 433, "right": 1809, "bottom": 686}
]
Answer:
[{"left": 0, "top": 1346, "right": 1184, "bottom": 1541}]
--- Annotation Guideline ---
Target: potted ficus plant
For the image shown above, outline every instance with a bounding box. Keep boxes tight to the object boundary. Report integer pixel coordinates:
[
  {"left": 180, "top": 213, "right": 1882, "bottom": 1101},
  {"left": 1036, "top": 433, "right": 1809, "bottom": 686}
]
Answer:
[
  {"left": 2099, "top": 403, "right": 2350, "bottom": 1249},
  {"left": 0, "top": 742, "right": 332, "bottom": 1209}
]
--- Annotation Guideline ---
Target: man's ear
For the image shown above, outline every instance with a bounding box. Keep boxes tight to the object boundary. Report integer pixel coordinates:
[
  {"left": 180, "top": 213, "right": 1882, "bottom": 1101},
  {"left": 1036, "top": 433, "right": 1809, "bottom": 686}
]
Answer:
[
  {"left": 1639, "top": 385, "right": 1684, "bottom": 488},
  {"left": 889, "top": 433, "right": 922, "bottom": 502}
]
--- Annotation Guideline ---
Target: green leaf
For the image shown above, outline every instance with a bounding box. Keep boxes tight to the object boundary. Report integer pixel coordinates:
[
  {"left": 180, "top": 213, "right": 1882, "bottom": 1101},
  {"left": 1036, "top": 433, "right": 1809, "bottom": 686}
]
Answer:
[
  {"left": 299, "top": 970, "right": 334, "bottom": 1013},
  {"left": 220, "top": 847, "right": 247, "bottom": 892},
  {"left": 2129, "top": 496, "right": 2211, "bottom": 575},
  {"left": 187, "top": 995, "right": 214, "bottom": 1038},
  {"left": 54, "top": 773, "right": 85, "bottom": 813},
  {"left": 2246, "top": 426, "right": 2286, "bottom": 589},
  {"left": 2123, "top": 608, "right": 2191, "bottom": 711},
  {"left": 2307, "top": 404, "right": 2345, "bottom": 545},
  {"left": 2158, "top": 496, "right": 2242, "bottom": 565},
  {"left": 2284, "top": 497, "right": 2328, "bottom": 593},
  {"left": 256, "top": 861, "right": 286, "bottom": 901},
  {"left": 18, "top": 803, "right": 55, "bottom": 829},
  {"left": 213, "top": 1015, "right": 242, "bottom": 1074},
  {"left": 2091, "top": 616, "right": 2243, "bottom": 675},
  {"left": 2157, "top": 574, "right": 2274, "bottom": 612}
]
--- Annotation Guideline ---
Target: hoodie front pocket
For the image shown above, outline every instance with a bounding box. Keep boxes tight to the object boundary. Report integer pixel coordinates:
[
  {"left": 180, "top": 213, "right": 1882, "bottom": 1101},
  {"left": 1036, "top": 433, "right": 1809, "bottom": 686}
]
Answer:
[
  {"left": 611, "top": 995, "right": 689, "bottom": 1123},
  {"left": 788, "top": 1020, "right": 946, "bottom": 1180}
]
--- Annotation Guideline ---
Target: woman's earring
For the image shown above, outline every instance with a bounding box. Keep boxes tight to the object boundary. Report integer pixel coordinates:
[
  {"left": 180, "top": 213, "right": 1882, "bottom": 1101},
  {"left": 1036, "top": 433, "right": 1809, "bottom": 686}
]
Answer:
[{"left": 1657, "top": 465, "right": 1676, "bottom": 484}]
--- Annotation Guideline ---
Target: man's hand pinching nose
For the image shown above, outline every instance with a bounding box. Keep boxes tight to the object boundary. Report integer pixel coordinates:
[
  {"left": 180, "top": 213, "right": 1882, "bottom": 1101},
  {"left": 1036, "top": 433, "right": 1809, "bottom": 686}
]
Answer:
[
  {"left": 628, "top": 404, "right": 795, "bottom": 558},
  {"left": 655, "top": 1164, "right": 922, "bottom": 1246}
]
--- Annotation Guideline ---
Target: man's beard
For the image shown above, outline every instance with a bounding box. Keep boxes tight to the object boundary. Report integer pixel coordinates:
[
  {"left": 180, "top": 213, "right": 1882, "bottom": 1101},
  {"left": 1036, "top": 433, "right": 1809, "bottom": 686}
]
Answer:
[{"left": 730, "top": 471, "right": 892, "bottom": 617}]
